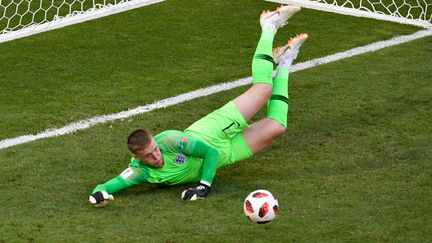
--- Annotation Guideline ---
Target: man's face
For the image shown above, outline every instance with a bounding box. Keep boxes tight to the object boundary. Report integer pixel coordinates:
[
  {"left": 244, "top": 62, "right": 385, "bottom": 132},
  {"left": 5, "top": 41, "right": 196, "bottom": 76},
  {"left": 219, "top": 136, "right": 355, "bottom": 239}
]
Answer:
[{"left": 134, "top": 137, "right": 164, "bottom": 168}]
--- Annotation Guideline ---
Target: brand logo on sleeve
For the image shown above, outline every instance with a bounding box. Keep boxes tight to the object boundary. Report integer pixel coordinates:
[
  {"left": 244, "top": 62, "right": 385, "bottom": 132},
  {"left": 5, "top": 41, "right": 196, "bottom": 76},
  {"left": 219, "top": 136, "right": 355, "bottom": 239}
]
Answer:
[
  {"left": 120, "top": 167, "right": 136, "bottom": 180},
  {"left": 174, "top": 154, "right": 187, "bottom": 165}
]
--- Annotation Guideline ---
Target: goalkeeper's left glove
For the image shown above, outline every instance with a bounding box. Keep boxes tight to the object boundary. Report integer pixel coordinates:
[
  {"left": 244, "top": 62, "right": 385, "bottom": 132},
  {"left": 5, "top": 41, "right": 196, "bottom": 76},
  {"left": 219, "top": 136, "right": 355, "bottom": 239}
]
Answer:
[{"left": 181, "top": 183, "right": 210, "bottom": 201}]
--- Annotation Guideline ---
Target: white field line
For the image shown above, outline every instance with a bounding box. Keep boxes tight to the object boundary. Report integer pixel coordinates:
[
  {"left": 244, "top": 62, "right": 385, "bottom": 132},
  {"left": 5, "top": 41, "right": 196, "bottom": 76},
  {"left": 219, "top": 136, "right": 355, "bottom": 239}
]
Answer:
[{"left": 1, "top": 29, "right": 431, "bottom": 150}]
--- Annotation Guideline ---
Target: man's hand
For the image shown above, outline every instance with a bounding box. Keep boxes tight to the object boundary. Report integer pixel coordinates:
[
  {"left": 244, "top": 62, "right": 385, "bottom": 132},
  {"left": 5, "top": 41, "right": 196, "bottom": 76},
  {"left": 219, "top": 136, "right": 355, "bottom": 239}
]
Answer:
[
  {"left": 181, "top": 183, "right": 210, "bottom": 201},
  {"left": 89, "top": 191, "right": 114, "bottom": 207}
]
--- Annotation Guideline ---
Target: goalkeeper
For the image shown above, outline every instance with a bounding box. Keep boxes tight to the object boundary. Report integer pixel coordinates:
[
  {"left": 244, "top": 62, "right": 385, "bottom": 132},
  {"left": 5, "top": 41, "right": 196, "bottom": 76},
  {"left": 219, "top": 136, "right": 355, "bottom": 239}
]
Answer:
[{"left": 89, "top": 5, "right": 308, "bottom": 206}]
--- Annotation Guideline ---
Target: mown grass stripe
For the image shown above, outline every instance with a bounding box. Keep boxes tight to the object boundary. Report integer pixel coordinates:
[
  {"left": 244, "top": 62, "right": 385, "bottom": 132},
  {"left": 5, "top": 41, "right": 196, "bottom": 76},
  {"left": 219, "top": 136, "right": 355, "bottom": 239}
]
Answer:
[{"left": 0, "top": 29, "right": 430, "bottom": 150}]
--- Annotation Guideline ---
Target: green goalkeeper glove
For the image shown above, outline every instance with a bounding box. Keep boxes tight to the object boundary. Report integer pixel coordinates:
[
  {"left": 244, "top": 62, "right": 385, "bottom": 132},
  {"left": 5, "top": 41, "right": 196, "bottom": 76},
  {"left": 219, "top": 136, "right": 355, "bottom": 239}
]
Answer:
[
  {"left": 181, "top": 183, "right": 210, "bottom": 201},
  {"left": 89, "top": 191, "right": 114, "bottom": 207}
]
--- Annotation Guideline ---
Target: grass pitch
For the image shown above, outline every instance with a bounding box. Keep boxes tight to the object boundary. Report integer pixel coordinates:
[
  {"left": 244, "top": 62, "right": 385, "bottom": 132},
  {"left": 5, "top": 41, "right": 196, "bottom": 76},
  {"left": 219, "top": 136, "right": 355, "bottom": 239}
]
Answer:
[{"left": 0, "top": 0, "right": 431, "bottom": 242}]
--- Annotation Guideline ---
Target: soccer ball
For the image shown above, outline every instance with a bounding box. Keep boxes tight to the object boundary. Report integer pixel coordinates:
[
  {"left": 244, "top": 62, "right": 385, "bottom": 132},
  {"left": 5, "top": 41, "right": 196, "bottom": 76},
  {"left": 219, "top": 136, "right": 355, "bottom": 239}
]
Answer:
[{"left": 243, "top": 189, "right": 279, "bottom": 224}]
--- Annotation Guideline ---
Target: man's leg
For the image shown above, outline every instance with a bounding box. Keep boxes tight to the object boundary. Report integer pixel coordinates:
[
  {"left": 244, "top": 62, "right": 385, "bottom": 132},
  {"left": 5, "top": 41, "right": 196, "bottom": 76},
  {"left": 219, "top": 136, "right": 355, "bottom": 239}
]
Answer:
[
  {"left": 233, "top": 5, "right": 300, "bottom": 122},
  {"left": 243, "top": 34, "right": 308, "bottom": 154}
]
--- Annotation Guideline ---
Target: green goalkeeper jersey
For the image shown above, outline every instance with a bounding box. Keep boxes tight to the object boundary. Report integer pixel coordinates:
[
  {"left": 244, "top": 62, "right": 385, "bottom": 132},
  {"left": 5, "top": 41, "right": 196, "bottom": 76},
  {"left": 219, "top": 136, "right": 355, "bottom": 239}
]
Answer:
[{"left": 92, "top": 130, "right": 219, "bottom": 195}]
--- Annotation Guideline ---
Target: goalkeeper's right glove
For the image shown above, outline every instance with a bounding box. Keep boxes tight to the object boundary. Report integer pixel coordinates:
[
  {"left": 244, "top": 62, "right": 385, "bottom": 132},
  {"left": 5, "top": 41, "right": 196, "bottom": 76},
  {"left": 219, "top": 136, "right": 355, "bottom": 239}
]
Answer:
[{"left": 89, "top": 191, "right": 114, "bottom": 208}]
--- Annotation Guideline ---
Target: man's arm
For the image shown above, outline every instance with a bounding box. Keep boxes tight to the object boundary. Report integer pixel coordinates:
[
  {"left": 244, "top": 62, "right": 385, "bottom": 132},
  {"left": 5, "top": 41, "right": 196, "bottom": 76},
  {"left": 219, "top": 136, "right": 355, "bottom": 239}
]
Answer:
[
  {"left": 180, "top": 137, "right": 219, "bottom": 201},
  {"left": 184, "top": 137, "right": 219, "bottom": 187},
  {"left": 159, "top": 132, "right": 219, "bottom": 200},
  {"left": 89, "top": 167, "right": 147, "bottom": 207}
]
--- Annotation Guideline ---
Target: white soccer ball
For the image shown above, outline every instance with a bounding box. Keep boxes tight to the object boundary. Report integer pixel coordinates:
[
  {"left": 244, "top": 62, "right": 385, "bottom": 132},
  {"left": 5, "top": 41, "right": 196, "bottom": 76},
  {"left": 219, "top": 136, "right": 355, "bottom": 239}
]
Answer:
[{"left": 243, "top": 189, "right": 279, "bottom": 224}]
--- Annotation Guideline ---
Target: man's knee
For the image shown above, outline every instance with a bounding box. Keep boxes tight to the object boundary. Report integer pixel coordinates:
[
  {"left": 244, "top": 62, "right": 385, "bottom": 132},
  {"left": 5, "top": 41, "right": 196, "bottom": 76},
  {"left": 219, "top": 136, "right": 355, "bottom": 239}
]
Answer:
[
  {"left": 253, "top": 84, "right": 272, "bottom": 101},
  {"left": 267, "top": 117, "right": 286, "bottom": 138},
  {"left": 273, "top": 123, "right": 286, "bottom": 138}
]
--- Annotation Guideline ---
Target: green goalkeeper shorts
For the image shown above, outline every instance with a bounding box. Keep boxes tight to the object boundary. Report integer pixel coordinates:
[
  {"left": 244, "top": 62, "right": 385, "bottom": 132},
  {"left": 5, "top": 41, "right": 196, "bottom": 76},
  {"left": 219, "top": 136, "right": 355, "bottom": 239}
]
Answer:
[{"left": 184, "top": 101, "right": 253, "bottom": 167}]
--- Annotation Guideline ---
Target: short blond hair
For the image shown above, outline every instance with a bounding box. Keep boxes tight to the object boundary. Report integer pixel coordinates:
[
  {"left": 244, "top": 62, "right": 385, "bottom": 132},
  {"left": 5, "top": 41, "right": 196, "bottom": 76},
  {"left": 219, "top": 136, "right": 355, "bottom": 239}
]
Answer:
[{"left": 127, "top": 129, "right": 152, "bottom": 154}]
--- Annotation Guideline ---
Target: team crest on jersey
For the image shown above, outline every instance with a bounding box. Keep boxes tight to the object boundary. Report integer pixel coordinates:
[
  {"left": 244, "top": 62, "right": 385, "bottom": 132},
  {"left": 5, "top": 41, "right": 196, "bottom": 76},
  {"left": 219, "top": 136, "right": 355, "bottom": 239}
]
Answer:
[{"left": 174, "top": 154, "right": 187, "bottom": 165}]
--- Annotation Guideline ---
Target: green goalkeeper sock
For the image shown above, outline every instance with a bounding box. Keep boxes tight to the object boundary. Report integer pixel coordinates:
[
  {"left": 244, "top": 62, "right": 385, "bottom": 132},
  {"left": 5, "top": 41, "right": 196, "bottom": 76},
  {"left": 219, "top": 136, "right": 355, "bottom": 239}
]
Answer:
[
  {"left": 251, "top": 29, "right": 276, "bottom": 85},
  {"left": 267, "top": 66, "right": 289, "bottom": 127}
]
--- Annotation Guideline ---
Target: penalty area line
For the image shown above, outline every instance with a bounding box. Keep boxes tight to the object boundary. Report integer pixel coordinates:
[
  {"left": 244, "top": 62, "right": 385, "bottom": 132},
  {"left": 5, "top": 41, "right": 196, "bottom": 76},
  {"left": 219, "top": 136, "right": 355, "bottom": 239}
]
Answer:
[{"left": 0, "top": 29, "right": 431, "bottom": 150}]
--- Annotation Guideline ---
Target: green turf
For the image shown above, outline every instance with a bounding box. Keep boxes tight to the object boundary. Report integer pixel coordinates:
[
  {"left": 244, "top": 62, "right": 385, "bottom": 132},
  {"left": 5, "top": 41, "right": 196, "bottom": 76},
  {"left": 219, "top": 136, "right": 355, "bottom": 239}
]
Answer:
[
  {"left": 0, "top": 0, "right": 419, "bottom": 141},
  {"left": 0, "top": 0, "right": 431, "bottom": 242}
]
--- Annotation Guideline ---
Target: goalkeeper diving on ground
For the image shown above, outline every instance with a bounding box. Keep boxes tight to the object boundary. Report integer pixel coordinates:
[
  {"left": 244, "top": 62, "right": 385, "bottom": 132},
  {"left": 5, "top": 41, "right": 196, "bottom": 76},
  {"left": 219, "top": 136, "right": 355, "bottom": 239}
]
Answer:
[{"left": 89, "top": 4, "right": 308, "bottom": 206}]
